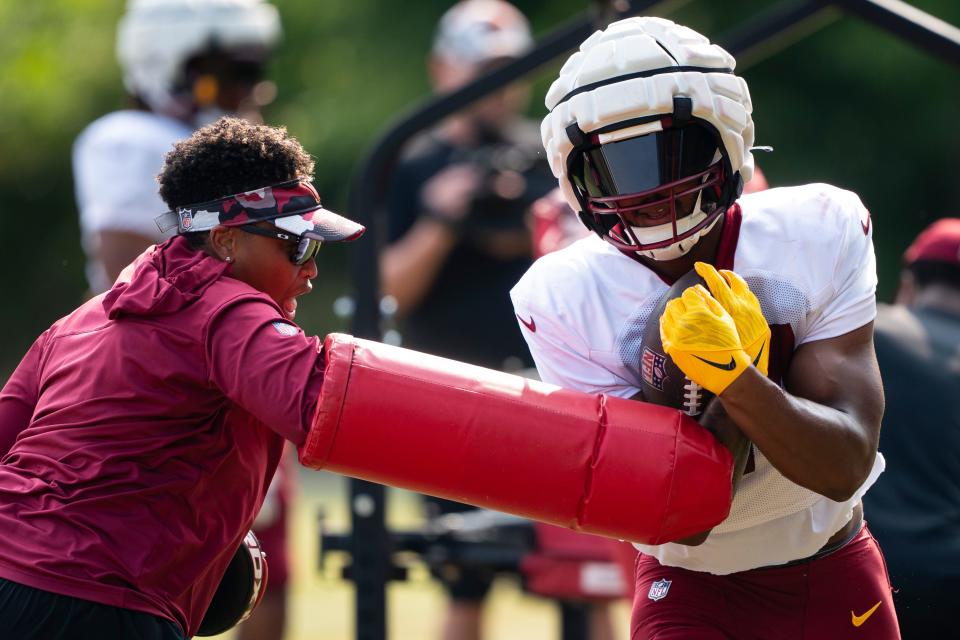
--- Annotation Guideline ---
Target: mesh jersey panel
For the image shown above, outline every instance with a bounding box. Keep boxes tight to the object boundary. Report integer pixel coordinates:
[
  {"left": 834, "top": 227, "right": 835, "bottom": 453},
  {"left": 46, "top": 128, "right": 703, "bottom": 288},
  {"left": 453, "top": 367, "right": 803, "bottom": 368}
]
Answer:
[{"left": 617, "top": 273, "right": 818, "bottom": 533}]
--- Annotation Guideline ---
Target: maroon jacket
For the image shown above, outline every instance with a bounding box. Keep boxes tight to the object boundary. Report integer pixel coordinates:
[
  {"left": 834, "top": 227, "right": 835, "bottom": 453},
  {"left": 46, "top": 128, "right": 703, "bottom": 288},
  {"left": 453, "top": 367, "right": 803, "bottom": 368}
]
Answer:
[{"left": 0, "top": 236, "right": 325, "bottom": 636}]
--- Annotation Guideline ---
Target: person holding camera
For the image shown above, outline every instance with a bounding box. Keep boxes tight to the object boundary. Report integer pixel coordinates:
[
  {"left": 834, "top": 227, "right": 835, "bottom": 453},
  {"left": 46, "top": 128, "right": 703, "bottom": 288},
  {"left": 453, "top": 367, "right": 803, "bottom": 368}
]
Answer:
[
  {"left": 381, "top": 0, "right": 554, "bottom": 373},
  {"left": 380, "top": 3, "right": 561, "bottom": 639}
]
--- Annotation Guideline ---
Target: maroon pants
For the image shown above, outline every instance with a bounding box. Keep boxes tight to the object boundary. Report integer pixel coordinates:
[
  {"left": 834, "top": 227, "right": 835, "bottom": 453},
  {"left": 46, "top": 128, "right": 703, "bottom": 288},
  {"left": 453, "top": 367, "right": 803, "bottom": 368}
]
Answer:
[{"left": 631, "top": 525, "right": 900, "bottom": 639}]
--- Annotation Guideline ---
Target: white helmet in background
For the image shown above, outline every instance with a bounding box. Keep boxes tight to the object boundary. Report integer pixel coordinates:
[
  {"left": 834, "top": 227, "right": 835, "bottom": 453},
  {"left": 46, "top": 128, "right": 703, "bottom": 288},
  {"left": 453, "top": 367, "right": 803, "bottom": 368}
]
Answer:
[
  {"left": 541, "top": 17, "right": 755, "bottom": 261},
  {"left": 116, "top": 0, "right": 281, "bottom": 118}
]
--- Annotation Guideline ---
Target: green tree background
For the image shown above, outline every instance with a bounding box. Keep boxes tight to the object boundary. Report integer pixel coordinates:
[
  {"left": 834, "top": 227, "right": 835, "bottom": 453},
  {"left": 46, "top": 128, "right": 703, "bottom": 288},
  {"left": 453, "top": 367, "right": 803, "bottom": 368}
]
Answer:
[{"left": 0, "top": 0, "right": 957, "bottom": 373}]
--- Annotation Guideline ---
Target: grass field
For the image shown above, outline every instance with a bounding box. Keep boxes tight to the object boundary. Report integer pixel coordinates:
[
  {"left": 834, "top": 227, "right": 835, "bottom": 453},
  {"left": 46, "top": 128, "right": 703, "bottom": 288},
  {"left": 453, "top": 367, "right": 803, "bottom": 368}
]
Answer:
[{"left": 213, "top": 469, "right": 632, "bottom": 640}]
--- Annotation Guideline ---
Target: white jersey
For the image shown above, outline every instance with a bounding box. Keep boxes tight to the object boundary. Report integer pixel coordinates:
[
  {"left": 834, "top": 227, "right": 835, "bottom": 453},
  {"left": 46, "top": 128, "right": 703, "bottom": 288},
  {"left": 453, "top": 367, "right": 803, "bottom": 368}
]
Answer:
[
  {"left": 73, "top": 110, "right": 193, "bottom": 293},
  {"left": 511, "top": 183, "right": 885, "bottom": 575}
]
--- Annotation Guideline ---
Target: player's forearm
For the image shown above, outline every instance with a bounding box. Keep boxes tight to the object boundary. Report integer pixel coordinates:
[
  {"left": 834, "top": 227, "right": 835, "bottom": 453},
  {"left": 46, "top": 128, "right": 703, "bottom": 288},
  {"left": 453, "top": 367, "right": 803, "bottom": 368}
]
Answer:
[
  {"left": 380, "top": 220, "right": 459, "bottom": 315},
  {"left": 701, "top": 402, "right": 752, "bottom": 493},
  {"left": 718, "top": 368, "right": 876, "bottom": 502}
]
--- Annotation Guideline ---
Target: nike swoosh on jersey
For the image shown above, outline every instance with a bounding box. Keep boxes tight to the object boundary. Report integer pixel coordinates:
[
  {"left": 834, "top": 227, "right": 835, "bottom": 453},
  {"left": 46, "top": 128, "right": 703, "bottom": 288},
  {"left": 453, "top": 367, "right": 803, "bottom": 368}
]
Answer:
[
  {"left": 692, "top": 354, "right": 737, "bottom": 371},
  {"left": 851, "top": 601, "right": 882, "bottom": 627},
  {"left": 517, "top": 314, "right": 536, "bottom": 332}
]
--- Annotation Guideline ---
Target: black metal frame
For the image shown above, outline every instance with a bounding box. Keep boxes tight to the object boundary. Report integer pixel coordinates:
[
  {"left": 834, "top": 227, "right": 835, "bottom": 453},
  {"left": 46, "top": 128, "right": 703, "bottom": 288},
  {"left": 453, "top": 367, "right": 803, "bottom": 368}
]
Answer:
[{"left": 334, "top": 2, "right": 960, "bottom": 639}]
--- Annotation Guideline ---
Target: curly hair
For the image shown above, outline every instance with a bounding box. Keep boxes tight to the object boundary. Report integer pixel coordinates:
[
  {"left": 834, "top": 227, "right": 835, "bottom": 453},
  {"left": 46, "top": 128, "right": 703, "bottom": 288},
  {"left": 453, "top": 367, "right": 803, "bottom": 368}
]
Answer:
[{"left": 158, "top": 117, "right": 315, "bottom": 209}]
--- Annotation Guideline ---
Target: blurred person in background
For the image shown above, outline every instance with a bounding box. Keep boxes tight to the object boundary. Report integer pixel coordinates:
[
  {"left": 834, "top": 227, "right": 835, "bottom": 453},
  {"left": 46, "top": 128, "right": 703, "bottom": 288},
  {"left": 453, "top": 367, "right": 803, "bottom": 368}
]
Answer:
[
  {"left": 70, "top": 2, "right": 293, "bottom": 639},
  {"left": 379, "top": 2, "right": 575, "bottom": 638},
  {"left": 863, "top": 218, "right": 960, "bottom": 638},
  {"left": 381, "top": 0, "right": 555, "bottom": 373},
  {"left": 74, "top": 0, "right": 281, "bottom": 295}
]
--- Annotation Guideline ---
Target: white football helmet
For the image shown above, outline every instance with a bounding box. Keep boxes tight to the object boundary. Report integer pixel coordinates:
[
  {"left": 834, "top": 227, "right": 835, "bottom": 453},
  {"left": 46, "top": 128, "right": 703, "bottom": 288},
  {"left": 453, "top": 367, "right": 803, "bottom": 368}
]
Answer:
[
  {"left": 116, "top": 0, "right": 281, "bottom": 119},
  {"left": 541, "top": 17, "right": 755, "bottom": 261}
]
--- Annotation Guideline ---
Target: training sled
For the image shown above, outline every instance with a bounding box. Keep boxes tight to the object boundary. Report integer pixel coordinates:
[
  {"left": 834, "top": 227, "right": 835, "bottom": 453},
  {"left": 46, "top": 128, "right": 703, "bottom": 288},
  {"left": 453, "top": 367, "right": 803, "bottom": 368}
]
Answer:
[{"left": 300, "top": 334, "right": 732, "bottom": 544}]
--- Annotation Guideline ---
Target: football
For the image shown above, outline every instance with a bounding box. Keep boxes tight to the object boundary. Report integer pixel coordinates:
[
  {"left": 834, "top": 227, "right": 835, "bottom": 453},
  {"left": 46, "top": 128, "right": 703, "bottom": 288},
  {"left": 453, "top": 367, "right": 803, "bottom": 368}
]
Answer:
[{"left": 638, "top": 269, "right": 715, "bottom": 418}]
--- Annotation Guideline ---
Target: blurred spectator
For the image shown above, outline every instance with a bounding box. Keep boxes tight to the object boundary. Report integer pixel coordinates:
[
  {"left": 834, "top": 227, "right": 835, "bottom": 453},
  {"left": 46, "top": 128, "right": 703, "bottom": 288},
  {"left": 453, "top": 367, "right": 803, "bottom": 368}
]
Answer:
[
  {"left": 70, "top": 2, "right": 292, "bottom": 639},
  {"left": 381, "top": 0, "right": 555, "bottom": 373},
  {"left": 379, "top": 2, "right": 564, "bottom": 638},
  {"left": 74, "top": 0, "right": 280, "bottom": 295},
  {"left": 863, "top": 218, "right": 960, "bottom": 637}
]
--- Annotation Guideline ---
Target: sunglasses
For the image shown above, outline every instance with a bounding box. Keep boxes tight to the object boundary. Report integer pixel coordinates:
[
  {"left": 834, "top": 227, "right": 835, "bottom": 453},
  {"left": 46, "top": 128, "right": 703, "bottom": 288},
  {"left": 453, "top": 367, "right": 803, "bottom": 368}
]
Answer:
[{"left": 238, "top": 224, "right": 322, "bottom": 265}]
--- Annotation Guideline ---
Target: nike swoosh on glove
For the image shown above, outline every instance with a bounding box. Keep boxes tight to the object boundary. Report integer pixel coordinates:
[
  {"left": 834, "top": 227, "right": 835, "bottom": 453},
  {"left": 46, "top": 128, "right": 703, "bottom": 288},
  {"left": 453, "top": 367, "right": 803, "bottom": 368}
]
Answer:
[
  {"left": 660, "top": 285, "right": 753, "bottom": 396},
  {"left": 694, "top": 262, "right": 770, "bottom": 377}
]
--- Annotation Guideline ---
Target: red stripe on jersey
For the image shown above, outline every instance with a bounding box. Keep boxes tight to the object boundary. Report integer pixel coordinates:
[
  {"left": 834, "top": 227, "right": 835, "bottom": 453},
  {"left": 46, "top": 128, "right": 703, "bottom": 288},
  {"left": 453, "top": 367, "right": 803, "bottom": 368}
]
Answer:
[{"left": 714, "top": 203, "right": 742, "bottom": 271}]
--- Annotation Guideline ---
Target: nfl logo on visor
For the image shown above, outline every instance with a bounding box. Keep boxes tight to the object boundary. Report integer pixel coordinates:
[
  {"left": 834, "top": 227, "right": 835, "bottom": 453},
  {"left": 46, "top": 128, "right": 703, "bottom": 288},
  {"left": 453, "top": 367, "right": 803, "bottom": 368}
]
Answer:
[
  {"left": 179, "top": 209, "right": 193, "bottom": 230},
  {"left": 648, "top": 578, "right": 672, "bottom": 601}
]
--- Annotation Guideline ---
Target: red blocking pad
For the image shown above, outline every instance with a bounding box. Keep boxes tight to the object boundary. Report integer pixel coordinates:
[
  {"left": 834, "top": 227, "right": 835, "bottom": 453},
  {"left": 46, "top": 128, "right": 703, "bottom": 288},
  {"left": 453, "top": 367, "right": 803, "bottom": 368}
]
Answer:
[{"left": 300, "top": 334, "right": 732, "bottom": 544}]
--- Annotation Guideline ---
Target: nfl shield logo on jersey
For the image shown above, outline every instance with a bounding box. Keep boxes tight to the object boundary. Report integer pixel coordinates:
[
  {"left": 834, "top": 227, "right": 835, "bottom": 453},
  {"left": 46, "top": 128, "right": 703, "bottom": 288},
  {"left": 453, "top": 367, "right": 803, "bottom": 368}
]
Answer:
[
  {"left": 647, "top": 578, "right": 672, "bottom": 601},
  {"left": 641, "top": 347, "right": 667, "bottom": 391}
]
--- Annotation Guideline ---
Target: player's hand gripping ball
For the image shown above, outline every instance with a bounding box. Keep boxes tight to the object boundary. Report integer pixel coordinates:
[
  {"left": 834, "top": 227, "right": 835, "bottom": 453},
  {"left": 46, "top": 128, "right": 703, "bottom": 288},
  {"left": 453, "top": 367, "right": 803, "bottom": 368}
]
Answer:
[
  {"left": 694, "top": 262, "right": 769, "bottom": 377},
  {"left": 639, "top": 269, "right": 715, "bottom": 417},
  {"left": 659, "top": 263, "right": 767, "bottom": 396}
]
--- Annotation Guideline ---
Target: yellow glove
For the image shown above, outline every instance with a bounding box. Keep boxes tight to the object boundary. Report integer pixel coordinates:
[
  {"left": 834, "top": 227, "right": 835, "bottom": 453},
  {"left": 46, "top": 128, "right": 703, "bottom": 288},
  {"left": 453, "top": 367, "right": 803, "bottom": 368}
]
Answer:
[
  {"left": 660, "top": 285, "right": 753, "bottom": 396},
  {"left": 694, "top": 262, "right": 770, "bottom": 377}
]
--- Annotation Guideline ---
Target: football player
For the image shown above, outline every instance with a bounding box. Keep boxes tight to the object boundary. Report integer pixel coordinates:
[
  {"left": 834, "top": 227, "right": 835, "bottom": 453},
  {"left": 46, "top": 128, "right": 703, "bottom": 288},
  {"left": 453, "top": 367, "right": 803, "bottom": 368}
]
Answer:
[
  {"left": 74, "top": 0, "right": 281, "bottom": 295},
  {"left": 511, "top": 17, "right": 899, "bottom": 639}
]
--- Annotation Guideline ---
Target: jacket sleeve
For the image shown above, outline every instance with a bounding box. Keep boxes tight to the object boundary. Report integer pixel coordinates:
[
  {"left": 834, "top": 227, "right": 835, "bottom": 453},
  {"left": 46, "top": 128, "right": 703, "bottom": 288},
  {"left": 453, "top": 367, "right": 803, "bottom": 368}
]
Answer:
[
  {"left": 0, "top": 331, "right": 48, "bottom": 456},
  {"left": 204, "top": 297, "right": 326, "bottom": 445}
]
